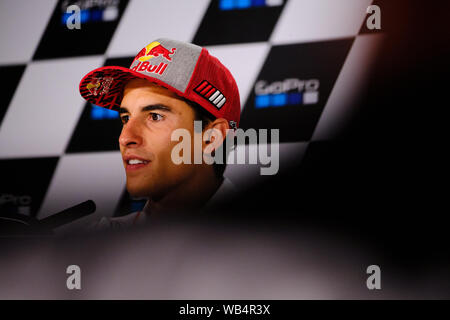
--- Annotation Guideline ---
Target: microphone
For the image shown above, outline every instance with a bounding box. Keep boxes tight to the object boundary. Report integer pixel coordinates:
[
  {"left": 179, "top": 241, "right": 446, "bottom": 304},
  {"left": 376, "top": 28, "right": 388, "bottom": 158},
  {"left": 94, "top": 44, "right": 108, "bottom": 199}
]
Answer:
[
  {"left": 38, "top": 200, "right": 96, "bottom": 230},
  {"left": 0, "top": 200, "right": 96, "bottom": 235}
]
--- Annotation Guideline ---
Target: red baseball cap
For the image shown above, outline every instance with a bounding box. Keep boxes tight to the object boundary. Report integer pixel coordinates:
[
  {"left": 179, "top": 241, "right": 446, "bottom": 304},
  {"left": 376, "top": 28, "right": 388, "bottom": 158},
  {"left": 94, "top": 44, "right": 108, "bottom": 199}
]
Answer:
[{"left": 79, "top": 38, "right": 240, "bottom": 129}]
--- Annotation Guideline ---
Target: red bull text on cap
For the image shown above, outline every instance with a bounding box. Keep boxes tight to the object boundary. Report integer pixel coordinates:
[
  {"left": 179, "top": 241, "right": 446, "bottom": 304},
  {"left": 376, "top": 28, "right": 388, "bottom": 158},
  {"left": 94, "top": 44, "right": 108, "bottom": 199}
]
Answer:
[{"left": 79, "top": 38, "right": 241, "bottom": 128}]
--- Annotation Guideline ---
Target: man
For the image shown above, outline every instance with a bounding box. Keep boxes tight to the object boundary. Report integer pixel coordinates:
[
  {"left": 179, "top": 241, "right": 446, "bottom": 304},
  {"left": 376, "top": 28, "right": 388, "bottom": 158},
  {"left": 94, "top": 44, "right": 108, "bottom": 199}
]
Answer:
[{"left": 79, "top": 38, "right": 241, "bottom": 228}]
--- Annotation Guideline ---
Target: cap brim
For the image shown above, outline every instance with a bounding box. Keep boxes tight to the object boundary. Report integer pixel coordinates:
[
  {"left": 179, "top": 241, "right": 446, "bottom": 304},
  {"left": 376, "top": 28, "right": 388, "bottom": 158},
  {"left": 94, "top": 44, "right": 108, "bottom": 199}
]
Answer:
[{"left": 79, "top": 66, "right": 185, "bottom": 111}]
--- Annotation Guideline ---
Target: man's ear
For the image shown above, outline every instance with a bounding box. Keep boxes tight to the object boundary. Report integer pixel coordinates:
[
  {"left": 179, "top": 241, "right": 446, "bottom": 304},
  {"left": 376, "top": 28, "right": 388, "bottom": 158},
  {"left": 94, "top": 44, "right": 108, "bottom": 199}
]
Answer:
[{"left": 202, "top": 118, "right": 229, "bottom": 152}]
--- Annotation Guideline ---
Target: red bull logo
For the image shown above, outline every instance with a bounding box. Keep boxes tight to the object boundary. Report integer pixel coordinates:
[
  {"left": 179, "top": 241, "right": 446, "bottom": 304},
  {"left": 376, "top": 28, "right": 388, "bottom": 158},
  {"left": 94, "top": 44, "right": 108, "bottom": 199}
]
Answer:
[
  {"left": 131, "top": 41, "right": 176, "bottom": 76},
  {"left": 131, "top": 61, "right": 168, "bottom": 75},
  {"left": 86, "top": 77, "right": 113, "bottom": 96},
  {"left": 134, "top": 41, "right": 176, "bottom": 62},
  {"left": 86, "top": 78, "right": 101, "bottom": 96}
]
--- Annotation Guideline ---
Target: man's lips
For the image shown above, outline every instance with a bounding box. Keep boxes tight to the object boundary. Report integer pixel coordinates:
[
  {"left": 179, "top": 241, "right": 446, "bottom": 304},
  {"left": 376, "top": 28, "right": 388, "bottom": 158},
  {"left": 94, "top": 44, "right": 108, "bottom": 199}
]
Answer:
[
  {"left": 123, "top": 154, "right": 151, "bottom": 172},
  {"left": 125, "top": 161, "right": 150, "bottom": 172}
]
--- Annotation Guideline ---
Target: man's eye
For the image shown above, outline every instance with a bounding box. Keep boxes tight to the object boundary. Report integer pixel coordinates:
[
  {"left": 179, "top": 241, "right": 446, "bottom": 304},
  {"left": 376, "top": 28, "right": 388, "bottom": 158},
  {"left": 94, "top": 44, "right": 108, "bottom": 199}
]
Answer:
[
  {"left": 120, "top": 115, "right": 129, "bottom": 124},
  {"left": 150, "top": 113, "right": 163, "bottom": 121}
]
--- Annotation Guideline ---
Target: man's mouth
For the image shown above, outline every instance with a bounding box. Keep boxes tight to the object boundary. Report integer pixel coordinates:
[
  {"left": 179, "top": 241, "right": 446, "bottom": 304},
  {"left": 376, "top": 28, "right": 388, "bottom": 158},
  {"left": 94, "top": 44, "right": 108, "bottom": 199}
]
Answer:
[{"left": 125, "top": 158, "right": 150, "bottom": 172}]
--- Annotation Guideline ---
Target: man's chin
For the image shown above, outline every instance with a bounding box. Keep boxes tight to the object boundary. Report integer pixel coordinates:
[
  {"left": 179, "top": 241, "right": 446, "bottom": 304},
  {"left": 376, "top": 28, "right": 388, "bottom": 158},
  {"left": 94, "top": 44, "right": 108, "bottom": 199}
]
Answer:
[{"left": 126, "top": 183, "right": 151, "bottom": 198}]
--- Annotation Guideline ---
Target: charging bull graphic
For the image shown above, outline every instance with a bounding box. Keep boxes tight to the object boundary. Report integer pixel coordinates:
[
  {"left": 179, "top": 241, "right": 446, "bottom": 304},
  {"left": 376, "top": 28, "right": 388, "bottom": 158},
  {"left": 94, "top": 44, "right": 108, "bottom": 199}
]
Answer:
[
  {"left": 86, "top": 78, "right": 101, "bottom": 96},
  {"left": 135, "top": 41, "right": 176, "bottom": 62},
  {"left": 86, "top": 77, "right": 113, "bottom": 96}
]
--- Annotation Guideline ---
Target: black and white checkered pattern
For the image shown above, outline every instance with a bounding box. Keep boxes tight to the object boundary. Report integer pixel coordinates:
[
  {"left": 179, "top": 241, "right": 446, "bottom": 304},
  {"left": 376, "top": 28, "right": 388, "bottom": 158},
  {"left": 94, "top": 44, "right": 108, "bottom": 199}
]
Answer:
[{"left": 0, "top": 0, "right": 383, "bottom": 228}]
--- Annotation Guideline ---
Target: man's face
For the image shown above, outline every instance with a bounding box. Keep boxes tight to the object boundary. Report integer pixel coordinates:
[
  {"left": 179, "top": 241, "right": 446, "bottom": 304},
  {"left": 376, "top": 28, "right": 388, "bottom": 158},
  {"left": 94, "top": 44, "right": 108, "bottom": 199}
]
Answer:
[{"left": 119, "top": 79, "right": 198, "bottom": 199}]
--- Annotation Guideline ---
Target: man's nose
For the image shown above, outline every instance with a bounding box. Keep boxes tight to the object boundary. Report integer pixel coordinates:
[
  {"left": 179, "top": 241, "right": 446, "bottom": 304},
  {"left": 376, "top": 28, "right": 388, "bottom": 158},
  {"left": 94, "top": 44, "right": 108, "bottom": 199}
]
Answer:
[{"left": 119, "top": 117, "right": 143, "bottom": 147}]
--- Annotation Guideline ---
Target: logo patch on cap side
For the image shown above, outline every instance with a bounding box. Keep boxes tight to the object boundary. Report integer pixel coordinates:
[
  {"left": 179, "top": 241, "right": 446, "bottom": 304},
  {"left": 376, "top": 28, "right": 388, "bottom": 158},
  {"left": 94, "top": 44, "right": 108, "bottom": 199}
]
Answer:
[
  {"left": 86, "top": 76, "right": 114, "bottom": 96},
  {"left": 194, "top": 80, "right": 226, "bottom": 110}
]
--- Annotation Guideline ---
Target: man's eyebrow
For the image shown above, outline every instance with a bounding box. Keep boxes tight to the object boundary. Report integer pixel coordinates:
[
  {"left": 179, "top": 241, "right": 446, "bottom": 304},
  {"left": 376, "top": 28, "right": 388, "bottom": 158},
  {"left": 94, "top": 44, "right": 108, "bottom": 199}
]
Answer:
[{"left": 119, "top": 104, "right": 173, "bottom": 114}]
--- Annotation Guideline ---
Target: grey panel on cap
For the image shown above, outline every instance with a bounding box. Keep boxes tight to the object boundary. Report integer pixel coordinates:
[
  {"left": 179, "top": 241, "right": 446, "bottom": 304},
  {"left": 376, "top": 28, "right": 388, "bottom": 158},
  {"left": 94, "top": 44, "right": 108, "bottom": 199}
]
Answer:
[{"left": 129, "top": 38, "right": 202, "bottom": 93}]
